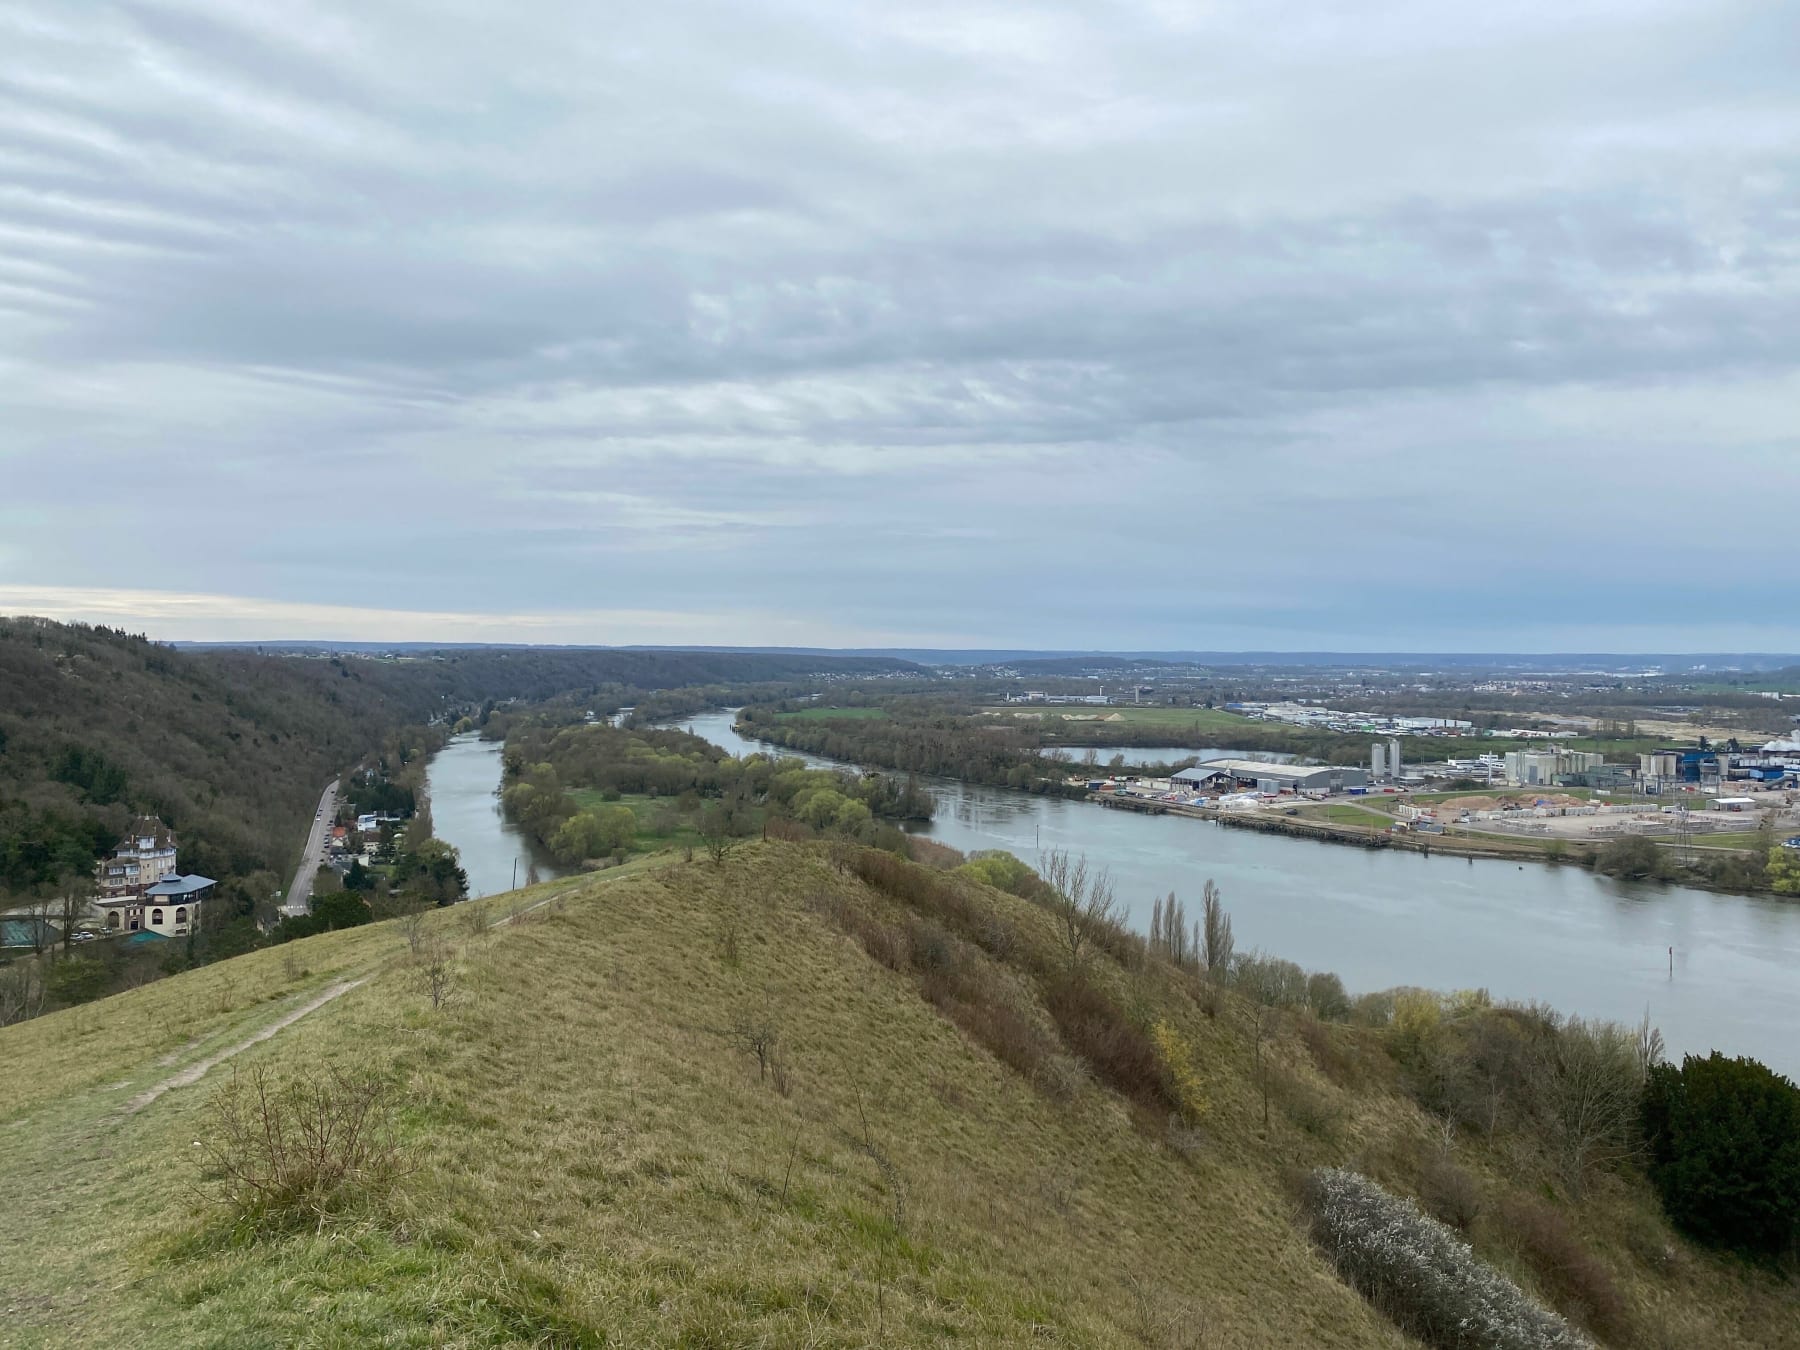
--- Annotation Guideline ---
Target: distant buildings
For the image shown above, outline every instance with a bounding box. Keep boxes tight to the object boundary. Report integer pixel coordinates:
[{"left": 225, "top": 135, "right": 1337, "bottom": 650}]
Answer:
[{"left": 1228, "top": 702, "right": 1475, "bottom": 736}]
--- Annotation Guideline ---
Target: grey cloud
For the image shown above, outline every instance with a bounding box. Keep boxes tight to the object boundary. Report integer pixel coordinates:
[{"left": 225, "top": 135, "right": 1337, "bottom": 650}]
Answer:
[{"left": 2, "top": 0, "right": 1798, "bottom": 646}]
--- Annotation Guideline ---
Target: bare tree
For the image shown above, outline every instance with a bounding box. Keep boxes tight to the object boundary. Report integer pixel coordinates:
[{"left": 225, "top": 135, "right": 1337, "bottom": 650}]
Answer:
[
  {"left": 17, "top": 889, "right": 58, "bottom": 957},
  {"left": 1534, "top": 1016, "right": 1643, "bottom": 1199},
  {"left": 733, "top": 1014, "right": 781, "bottom": 1082},
  {"left": 1200, "top": 880, "right": 1233, "bottom": 977},
  {"left": 1633, "top": 1008, "right": 1665, "bottom": 1080},
  {"left": 1039, "top": 850, "right": 1118, "bottom": 970},
  {"left": 0, "top": 960, "right": 46, "bottom": 1026},
  {"left": 398, "top": 904, "right": 427, "bottom": 956},
  {"left": 1150, "top": 892, "right": 1195, "bottom": 968},
  {"left": 419, "top": 938, "right": 454, "bottom": 1009},
  {"left": 56, "top": 872, "right": 95, "bottom": 955},
  {"left": 1251, "top": 1004, "right": 1273, "bottom": 1132},
  {"left": 700, "top": 802, "right": 739, "bottom": 865}
]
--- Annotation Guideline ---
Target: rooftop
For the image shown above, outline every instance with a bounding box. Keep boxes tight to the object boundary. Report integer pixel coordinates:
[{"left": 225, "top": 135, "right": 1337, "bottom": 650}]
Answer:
[
  {"left": 1174, "top": 758, "right": 1310, "bottom": 780},
  {"left": 143, "top": 873, "right": 216, "bottom": 898}
]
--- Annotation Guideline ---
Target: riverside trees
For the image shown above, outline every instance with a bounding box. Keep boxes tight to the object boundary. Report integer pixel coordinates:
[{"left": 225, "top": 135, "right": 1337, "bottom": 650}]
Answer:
[{"left": 500, "top": 719, "right": 932, "bottom": 865}]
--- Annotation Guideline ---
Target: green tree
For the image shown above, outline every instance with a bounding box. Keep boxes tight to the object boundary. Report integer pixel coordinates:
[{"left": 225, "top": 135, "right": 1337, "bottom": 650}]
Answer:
[
  {"left": 1642, "top": 1052, "right": 1800, "bottom": 1258},
  {"left": 956, "top": 851, "right": 1037, "bottom": 896},
  {"left": 392, "top": 839, "right": 469, "bottom": 906},
  {"left": 795, "top": 788, "right": 847, "bottom": 830},
  {"left": 46, "top": 956, "right": 111, "bottom": 1006},
  {"left": 550, "top": 806, "right": 637, "bottom": 863},
  {"left": 1594, "top": 834, "right": 1673, "bottom": 881},
  {"left": 832, "top": 798, "right": 873, "bottom": 836},
  {"left": 312, "top": 890, "right": 373, "bottom": 931},
  {"left": 1767, "top": 846, "right": 1800, "bottom": 895}
]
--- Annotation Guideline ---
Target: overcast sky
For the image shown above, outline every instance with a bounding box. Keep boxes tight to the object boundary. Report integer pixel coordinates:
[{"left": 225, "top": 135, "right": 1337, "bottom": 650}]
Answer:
[{"left": 3, "top": 0, "right": 1798, "bottom": 649}]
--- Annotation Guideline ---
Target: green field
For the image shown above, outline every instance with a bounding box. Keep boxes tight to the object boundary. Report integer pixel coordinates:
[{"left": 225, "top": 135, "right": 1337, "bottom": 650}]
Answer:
[
  {"left": 776, "top": 706, "right": 890, "bottom": 721},
  {"left": 566, "top": 789, "right": 721, "bottom": 855},
  {"left": 990, "top": 704, "right": 1256, "bottom": 731},
  {"left": 1681, "top": 830, "right": 1777, "bottom": 853},
  {"left": 1296, "top": 804, "right": 1400, "bottom": 829}
]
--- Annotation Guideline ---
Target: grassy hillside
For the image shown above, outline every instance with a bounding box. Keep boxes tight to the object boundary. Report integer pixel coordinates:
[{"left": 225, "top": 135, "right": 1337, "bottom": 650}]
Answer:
[{"left": 1, "top": 845, "right": 1793, "bottom": 1347}]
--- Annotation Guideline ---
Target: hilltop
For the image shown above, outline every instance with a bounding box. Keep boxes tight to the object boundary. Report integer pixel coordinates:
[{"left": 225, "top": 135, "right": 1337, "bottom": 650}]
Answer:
[{"left": 1, "top": 842, "right": 1792, "bottom": 1347}]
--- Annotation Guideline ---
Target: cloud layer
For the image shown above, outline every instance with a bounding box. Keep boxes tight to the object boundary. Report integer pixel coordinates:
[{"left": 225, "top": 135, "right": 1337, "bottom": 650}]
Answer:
[{"left": 4, "top": 0, "right": 1798, "bottom": 646}]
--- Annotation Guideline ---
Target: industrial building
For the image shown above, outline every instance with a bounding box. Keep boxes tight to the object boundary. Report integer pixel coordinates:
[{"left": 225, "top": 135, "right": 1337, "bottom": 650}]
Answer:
[
  {"left": 1173, "top": 759, "right": 1369, "bottom": 794},
  {"left": 1504, "top": 748, "right": 1605, "bottom": 787}
]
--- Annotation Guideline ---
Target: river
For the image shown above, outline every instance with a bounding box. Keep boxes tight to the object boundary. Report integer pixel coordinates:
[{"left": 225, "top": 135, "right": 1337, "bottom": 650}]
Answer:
[
  {"left": 426, "top": 734, "right": 566, "bottom": 899},
  {"left": 662, "top": 710, "right": 1800, "bottom": 1075}
]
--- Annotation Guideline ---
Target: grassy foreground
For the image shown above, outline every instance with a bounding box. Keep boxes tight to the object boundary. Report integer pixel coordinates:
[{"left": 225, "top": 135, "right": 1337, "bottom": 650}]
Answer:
[{"left": 1, "top": 845, "right": 1793, "bottom": 1347}]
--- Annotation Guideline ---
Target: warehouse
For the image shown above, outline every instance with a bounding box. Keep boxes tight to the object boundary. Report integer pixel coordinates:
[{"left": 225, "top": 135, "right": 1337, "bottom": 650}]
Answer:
[{"left": 1173, "top": 759, "right": 1368, "bottom": 794}]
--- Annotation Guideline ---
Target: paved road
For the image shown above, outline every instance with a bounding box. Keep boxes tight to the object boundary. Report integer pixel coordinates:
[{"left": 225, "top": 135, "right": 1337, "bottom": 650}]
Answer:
[{"left": 280, "top": 778, "right": 340, "bottom": 917}]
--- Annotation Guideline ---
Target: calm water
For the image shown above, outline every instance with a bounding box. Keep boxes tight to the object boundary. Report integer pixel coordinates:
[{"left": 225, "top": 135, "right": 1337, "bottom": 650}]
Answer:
[
  {"left": 674, "top": 710, "right": 1800, "bottom": 1075},
  {"left": 426, "top": 735, "right": 566, "bottom": 899}
]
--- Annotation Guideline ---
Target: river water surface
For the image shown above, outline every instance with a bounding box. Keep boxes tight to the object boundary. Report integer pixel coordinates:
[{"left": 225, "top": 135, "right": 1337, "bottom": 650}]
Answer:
[
  {"left": 427, "top": 735, "right": 566, "bottom": 899},
  {"left": 661, "top": 710, "right": 1800, "bottom": 1075}
]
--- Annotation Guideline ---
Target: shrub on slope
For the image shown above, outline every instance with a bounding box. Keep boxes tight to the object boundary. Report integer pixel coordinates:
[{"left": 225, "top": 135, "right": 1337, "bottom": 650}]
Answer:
[{"left": 1303, "top": 1167, "right": 1587, "bottom": 1350}]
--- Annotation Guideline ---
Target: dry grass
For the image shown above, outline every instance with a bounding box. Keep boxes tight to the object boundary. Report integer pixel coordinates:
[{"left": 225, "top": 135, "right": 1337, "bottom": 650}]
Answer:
[{"left": 0, "top": 844, "right": 1794, "bottom": 1348}]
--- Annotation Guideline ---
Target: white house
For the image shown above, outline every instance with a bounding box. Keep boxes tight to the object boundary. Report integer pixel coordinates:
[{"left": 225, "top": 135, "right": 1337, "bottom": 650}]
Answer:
[{"left": 137, "top": 874, "right": 217, "bottom": 938}]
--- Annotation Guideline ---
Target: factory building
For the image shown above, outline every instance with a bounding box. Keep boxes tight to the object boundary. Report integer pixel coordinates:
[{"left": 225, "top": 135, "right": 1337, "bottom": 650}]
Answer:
[
  {"left": 1173, "top": 760, "right": 1369, "bottom": 794},
  {"left": 1504, "top": 748, "right": 1606, "bottom": 787}
]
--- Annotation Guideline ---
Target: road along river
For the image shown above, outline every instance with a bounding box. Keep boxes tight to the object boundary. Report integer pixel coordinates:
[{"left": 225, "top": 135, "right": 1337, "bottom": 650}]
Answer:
[{"left": 664, "top": 710, "right": 1800, "bottom": 1076}]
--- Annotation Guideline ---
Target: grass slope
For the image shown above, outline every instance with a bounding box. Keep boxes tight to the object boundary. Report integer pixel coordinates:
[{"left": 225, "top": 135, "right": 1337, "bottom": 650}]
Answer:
[{"left": 1, "top": 847, "right": 1792, "bottom": 1347}]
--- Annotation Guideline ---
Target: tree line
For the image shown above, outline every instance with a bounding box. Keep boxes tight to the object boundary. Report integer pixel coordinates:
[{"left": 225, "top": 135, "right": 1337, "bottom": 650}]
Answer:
[{"left": 736, "top": 702, "right": 1090, "bottom": 795}]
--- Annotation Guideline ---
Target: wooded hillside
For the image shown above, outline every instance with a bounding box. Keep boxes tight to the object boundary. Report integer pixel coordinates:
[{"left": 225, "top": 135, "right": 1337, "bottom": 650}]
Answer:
[{"left": 0, "top": 618, "right": 918, "bottom": 899}]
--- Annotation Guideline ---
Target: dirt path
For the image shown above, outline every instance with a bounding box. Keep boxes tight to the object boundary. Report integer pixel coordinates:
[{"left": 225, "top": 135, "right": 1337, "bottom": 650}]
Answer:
[
  {"left": 123, "top": 975, "right": 369, "bottom": 1114},
  {"left": 119, "top": 875, "right": 602, "bottom": 1116}
]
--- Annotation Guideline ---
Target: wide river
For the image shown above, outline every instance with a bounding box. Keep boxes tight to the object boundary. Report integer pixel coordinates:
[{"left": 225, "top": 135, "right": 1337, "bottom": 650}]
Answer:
[
  {"left": 426, "top": 734, "right": 566, "bottom": 899},
  {"left": 657, "top": 710, "right": 1800, "bottom": 1076}
]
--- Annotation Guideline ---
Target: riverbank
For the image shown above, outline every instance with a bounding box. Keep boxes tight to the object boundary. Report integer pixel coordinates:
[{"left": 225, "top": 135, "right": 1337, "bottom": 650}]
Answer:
[
  {"left": 727, "top": 708, "right": 1786, "bottom": 884},
  {"left": 1092, "top": 791, "right": 1575, "bottom": 863},
  {"left": 1095, "top": 789, "right": 1799, "bottom": 896},
  {"left": 651, "top": 708, "right": 1800, "bottom": 1074}
]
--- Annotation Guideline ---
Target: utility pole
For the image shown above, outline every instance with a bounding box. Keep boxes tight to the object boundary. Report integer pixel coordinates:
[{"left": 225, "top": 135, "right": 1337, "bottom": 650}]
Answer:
[{"left": 512, "top": 857, "right": 518, "bottom": 890}]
